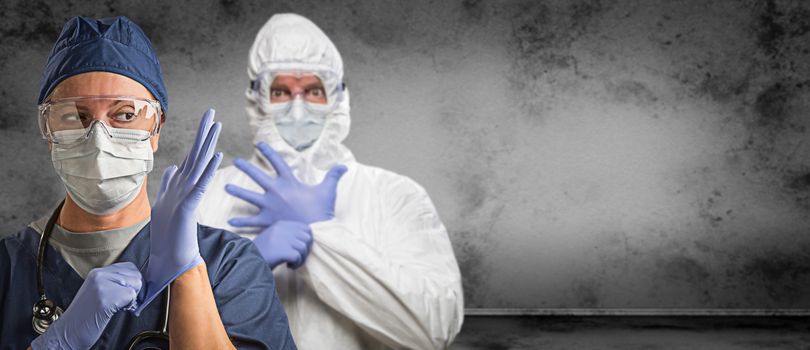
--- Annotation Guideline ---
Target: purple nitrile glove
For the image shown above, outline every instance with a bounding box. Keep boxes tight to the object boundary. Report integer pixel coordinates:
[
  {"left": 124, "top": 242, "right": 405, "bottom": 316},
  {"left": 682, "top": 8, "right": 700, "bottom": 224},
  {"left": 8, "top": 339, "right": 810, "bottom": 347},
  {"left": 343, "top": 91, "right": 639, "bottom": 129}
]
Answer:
[
  {"left": 31, "top": 262, "right": 142, "bottom": 350},
  {"left": 135, "top": 108, "right": 223, "bottom": 315},
  {"left": 225, "top": 142, "right": 347, "bottom": 228},
  {"left": 253, "top": 220, "right": 314, "bottom": 269}
]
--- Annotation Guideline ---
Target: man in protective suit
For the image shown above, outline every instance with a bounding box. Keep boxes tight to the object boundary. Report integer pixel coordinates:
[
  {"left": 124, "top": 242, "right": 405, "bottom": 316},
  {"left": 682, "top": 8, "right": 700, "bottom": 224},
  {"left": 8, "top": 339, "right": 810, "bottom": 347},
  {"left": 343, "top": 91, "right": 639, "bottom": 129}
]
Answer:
[{"left": 197, "top": 13, "right": 464, "bottom": 350}]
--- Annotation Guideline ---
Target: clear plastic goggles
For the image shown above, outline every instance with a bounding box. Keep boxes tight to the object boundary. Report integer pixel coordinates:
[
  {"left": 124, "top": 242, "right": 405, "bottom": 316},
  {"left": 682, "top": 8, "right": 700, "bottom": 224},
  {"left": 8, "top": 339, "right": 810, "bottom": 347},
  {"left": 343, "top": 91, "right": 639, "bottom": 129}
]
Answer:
[
  {"left": 250, "top": 65, "right": 345, "bottom": 114},
  {"left": 269, "top": 98, "right": 334, "bottom": 117},
  {"left": 38, "top": 96, "right": 162, "bottom": 145}
]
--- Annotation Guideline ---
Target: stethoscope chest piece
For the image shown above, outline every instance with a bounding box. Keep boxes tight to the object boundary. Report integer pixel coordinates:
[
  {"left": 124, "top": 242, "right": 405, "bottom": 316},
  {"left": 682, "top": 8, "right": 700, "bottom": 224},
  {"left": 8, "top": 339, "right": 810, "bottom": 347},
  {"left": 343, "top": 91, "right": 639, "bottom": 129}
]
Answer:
[{"left": 32, "top": 297, "right": 63, "bottom": 335}]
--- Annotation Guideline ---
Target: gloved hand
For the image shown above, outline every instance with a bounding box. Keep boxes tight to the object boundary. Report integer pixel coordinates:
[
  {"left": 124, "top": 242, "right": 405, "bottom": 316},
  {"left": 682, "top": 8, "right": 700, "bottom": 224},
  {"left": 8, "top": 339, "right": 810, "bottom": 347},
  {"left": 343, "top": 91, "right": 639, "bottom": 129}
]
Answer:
[
  {"left": 31, "top": 262, "right": 142, "bottom": 350},
  {"left": 254, "top": 220, "right": 314, "bottom": 269},
  {"left": 226, "top": 142, "right": 347, "bottom": 228},
  {"left": 135, "top": 108, "right": 222, "bottom": 315}
]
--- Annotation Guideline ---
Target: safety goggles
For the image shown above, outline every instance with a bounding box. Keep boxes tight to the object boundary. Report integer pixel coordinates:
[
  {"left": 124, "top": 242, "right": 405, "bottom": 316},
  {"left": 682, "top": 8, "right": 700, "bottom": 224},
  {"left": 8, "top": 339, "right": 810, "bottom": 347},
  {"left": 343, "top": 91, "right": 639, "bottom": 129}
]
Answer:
[
  {"left": 250, "top": 65, "right": 345, "bottom": 112},
  {"left": 38, "top": 96, "right": 162, "bottom": 145},
  {"left": 269, "top": 98, "right": 334, "bottom": 118}
]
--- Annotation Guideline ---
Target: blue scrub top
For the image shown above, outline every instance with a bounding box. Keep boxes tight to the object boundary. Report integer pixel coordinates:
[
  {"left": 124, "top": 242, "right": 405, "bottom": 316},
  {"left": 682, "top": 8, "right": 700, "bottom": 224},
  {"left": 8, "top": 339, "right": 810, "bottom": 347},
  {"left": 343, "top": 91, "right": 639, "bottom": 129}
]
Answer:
[{"left": 0, "top": 222, "right": 297, "bottom": 349}]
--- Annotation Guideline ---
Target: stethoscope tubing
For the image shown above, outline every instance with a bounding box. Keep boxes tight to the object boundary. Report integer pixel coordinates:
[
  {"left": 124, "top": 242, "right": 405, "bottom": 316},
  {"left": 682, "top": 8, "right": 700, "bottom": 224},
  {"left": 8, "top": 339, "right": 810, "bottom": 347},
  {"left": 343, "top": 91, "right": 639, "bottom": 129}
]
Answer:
[{"left": 34, "top": 200, "right": 170, "bottom": 348}]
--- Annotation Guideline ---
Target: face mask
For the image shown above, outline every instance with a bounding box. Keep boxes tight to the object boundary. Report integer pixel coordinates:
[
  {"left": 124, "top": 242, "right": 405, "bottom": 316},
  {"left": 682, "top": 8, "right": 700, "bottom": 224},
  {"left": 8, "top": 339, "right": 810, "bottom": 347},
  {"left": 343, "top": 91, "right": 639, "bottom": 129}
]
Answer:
[
  {"left": 51, "top": 123, "right": 154, "bottom": 215},
  {"left": 272, "top": 99, "right": 330, "bottom": 151}
]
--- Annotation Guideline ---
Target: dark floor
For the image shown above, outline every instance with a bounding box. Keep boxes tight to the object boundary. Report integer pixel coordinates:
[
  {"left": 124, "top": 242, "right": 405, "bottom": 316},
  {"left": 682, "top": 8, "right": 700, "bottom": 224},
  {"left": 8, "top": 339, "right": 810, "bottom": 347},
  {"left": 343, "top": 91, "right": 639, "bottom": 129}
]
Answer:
[{"left": 452, "top": 316, "right": 810, "bottom": 349}]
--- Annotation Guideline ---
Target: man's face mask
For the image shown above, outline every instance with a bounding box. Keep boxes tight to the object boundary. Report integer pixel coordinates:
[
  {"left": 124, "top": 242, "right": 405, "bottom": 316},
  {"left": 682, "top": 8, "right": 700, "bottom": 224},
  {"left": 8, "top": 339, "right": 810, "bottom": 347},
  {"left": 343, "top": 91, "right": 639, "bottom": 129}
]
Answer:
[
  {"left": 40, "top": 96, "right": 160, "bottom": 214},
  {"left": 271, "top": 98, "right": 331, "bottom": 151},
  {"left": 269, "top": 74, "right": 332, "bottom": 151}
]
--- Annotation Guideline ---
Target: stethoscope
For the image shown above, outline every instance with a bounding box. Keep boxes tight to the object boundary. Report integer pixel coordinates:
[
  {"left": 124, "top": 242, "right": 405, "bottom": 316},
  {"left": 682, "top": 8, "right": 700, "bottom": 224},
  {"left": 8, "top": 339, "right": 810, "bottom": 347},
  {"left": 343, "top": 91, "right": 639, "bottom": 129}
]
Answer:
[{"left": 32, "top": 200, "right": 171, "bottom": 349}]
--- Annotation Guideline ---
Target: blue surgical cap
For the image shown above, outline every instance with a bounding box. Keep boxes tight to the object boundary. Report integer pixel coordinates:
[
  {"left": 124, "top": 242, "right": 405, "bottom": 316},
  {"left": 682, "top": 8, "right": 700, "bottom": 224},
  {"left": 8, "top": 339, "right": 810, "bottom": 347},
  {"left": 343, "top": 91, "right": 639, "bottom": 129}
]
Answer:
[{"left": 38, "top": 16, "right": 169, "bottom": 113}]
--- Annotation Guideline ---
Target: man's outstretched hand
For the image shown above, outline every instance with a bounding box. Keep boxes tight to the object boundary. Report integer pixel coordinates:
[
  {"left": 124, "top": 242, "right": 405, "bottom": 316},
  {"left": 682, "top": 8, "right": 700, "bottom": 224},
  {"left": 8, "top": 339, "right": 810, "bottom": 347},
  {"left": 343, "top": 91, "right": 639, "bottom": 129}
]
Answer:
[{"left": 226, "top": 142, "right": 346, "bottom": 228}]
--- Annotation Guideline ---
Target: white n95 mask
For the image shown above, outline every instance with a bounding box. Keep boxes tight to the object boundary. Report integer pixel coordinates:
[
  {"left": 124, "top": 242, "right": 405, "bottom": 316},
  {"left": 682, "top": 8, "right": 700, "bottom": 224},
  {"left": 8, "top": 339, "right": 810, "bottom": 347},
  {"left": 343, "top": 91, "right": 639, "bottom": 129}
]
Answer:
[
  {"left": 271, "top": 99, "right": 331, "bottom": 151},
  {"left": 51, "top": 123, "right": 154, "bottom": 215}
]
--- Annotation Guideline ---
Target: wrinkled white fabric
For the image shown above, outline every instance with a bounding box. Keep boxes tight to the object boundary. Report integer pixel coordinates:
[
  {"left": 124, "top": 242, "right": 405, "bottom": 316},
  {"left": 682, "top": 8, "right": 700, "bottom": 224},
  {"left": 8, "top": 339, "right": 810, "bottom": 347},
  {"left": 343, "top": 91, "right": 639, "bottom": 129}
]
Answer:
[{"left": 198, "top": 13, "right": 463, "bottom": 350}]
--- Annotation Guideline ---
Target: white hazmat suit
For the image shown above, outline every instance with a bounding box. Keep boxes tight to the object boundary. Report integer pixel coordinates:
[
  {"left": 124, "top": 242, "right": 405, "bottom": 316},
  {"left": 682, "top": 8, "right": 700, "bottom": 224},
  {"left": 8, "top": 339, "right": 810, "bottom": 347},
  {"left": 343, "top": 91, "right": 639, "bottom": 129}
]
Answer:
[{"left": 197, "top": 13, "right": 464, "bottom": 350}]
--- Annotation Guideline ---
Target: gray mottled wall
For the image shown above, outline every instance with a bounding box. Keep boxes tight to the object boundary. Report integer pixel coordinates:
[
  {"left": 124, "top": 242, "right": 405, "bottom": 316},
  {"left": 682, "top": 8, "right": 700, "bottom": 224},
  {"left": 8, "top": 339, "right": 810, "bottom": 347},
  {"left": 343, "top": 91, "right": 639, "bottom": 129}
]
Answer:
[{"left": 1, "top": 0, "right": 809, "bottom": 309}]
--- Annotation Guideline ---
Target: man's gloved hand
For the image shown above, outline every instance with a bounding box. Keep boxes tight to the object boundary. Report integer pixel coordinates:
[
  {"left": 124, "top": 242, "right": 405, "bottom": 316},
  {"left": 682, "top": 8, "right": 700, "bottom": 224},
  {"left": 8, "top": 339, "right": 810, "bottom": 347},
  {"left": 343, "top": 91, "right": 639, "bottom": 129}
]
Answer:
[
  {"left": 31, "top": 262, "right": 142, "bottom": 350},
  {"left": 225, "top": 142, "right": 347, "bottom": 228},
  {"left": 135, "top": 108, "right": 222, "bottom": 315},
  {"left": 254, "top": 220, "right": 314, "bottom": 269}
]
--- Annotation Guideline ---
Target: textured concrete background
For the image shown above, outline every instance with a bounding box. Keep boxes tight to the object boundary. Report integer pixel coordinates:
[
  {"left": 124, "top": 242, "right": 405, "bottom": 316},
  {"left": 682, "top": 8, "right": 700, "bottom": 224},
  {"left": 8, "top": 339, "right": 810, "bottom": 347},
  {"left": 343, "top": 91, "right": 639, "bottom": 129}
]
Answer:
[{"left": 1, "top": 0, "right": 809, "bottom": 309}]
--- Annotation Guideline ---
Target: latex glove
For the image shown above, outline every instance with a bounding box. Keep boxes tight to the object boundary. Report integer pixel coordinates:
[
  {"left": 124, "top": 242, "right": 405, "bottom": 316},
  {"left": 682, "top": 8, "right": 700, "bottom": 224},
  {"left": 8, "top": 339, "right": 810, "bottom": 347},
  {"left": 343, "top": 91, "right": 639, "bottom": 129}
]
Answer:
[
  {"left": 226, "top": 142, "right": 347, "bottom": 228},
  {"left": 31, "top": 262, "right": 142, "bottom": 350},
  {"left": 135, "top": 109, "right": 222, "bottom": 315},
  {"left": 254, "top": 220, "right": 314, "bottom": 269}
]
